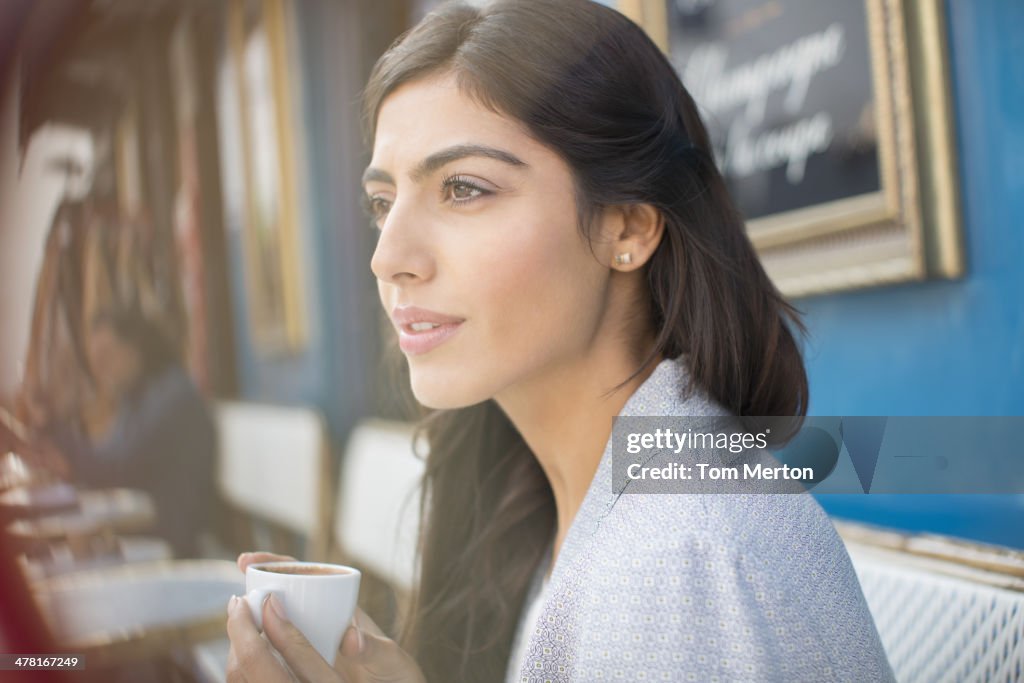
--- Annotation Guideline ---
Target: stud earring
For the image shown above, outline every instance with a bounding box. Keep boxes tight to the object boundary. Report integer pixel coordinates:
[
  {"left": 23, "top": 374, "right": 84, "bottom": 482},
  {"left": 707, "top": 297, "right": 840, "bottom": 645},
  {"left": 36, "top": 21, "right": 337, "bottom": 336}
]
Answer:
[{"left": 614, "top": 253, "right": 633, "bottom": 266}]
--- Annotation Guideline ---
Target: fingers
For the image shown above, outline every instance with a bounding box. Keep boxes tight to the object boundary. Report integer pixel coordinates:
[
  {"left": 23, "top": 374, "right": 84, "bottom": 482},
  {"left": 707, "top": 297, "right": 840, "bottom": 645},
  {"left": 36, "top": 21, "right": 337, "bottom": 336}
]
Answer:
[
  {"left": 24, "top": 444, "right": 65, "bottom": 478},
  {"left": 237, "top": 552, "right": 297, "bottom": 573},
  {"left": 226, "top": 643, "right": 246, "bottom": 683},
  {"left": 335, "top": 612, "right": 427, "bottom": 683},
  {"left": 41, "top": 444, "right": 70, "bottom": 479},
  {"left": 261, "top": 594, "right": 339, "bottom": 682},
  {"left": 225, "top": 595, "right": 296, "bottom": 683},
  {"left": 350, "top": 608, "right": 387, "bottom": 639}
]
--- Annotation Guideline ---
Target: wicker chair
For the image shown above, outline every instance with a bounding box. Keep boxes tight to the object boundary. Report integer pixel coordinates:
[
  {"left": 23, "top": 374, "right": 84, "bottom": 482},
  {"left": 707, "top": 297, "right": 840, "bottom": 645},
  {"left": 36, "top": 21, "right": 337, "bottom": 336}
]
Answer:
[{"left": 837, "top": 520, "right": 1024, "bottom": 682}]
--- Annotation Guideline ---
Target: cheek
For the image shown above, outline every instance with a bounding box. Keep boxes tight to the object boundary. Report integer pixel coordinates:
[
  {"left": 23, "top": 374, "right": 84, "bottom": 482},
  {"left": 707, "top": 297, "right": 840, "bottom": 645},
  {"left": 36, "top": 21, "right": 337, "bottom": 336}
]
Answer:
[
  {"left": 91, "top": 348, "right": 113, "bottom": 379},
  {"left": 87, "top": 347, "right": 102, "bottom": 373},
  {"left": 108, "top": 358, "right": 128, "bottom": 385},
  {"left": 473, "top": 214, "right": 605, "bottom": 360}
]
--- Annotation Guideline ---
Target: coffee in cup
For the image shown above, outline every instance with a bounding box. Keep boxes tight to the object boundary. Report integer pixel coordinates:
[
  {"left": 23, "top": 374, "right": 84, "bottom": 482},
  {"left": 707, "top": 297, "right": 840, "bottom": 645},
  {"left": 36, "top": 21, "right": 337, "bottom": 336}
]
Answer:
[
  {"left": 256, "top": 564, "right": 353, "bottom": 576},
  {"left": 245, "top": 561, "right": 361, "bottom": 665}
]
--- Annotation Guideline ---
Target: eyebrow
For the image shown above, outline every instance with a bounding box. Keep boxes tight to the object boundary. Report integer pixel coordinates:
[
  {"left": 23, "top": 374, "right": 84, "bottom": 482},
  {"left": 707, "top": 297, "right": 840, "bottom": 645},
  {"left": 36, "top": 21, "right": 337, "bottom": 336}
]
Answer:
[{"left": 361, "top": 144, "right": 528, "bottom": 187}]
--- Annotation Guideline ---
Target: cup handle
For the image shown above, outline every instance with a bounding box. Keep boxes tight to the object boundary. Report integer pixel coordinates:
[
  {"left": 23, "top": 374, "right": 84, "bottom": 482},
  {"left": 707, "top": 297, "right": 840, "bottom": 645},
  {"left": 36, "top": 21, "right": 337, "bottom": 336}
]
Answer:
[{"left": 244, "top": 587, "right": 278, "bottom": 631}]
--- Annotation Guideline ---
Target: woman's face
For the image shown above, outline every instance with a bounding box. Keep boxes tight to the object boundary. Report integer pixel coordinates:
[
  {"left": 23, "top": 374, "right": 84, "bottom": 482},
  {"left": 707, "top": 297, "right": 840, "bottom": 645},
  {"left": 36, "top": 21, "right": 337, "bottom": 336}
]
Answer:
[
  {"left": 87, "top": 325, "right": 141, "bottom": 399},
  {"left": 366, "top": 72, "right": 618, "bottom": 409}
]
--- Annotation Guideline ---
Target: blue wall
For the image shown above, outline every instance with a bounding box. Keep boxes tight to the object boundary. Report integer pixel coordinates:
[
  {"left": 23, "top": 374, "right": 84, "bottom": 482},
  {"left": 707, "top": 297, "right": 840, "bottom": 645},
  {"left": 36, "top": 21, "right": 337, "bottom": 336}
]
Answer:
[
  {"left": 213, "top": 3, "right": 377, "bottom": 565},
  {"left": 804, "top": 0, "right": 1024, "bottom": 548},
  {"left": 222, "top": 0, "right": 375, "bottom": 449}
]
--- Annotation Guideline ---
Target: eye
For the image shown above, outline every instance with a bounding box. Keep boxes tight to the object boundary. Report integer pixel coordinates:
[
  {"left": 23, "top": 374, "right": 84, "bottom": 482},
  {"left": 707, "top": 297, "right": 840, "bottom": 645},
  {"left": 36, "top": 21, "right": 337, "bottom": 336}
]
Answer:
[
  {"left": 362, "top": 193, "right": 392, "bottom": 228},
  {"left": 441, "top": 174, "right": 491, "bottom": 205}
]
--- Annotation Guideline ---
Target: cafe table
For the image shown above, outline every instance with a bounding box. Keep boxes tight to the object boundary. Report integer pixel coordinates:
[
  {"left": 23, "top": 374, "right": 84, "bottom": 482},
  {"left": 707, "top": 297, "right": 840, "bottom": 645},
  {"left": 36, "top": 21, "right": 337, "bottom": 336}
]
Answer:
[
  {"left": 19, "top": 535, "right": 174, "bottom": 581},
  {"left": 5, "top": 487, "right": 157, "bottom": 556},
  {"left": 0, "top": 481, "right": 79, "bottom": 519},
  {"left": 31, "top": 559, "right": 243, "bottom": 669}
]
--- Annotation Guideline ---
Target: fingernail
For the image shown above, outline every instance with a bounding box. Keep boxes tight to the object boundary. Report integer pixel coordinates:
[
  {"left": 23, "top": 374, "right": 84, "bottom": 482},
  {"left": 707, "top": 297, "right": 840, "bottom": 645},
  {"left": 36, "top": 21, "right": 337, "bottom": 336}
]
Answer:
[
  {"left": 228, "top": 595, "right": 238, "bottom": 612},
  {"left": 268, "top": 594, "right": 287, "bottom": 621}
]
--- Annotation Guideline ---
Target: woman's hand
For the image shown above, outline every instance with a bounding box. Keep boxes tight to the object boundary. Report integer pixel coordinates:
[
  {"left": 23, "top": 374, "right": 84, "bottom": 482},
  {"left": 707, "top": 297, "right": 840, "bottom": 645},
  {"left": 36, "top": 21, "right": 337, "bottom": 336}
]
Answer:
[{"left": 227, "top": 552, "right": 427, "bottom": 683}]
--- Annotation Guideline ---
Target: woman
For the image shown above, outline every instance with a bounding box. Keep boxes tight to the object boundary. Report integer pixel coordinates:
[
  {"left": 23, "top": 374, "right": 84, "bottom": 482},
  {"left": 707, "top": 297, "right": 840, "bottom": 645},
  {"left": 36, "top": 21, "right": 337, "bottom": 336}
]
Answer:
[
  {"left": 226, "top": 1, "right": 895, "bottom": 681},
  {"left": 31, "top": 307, "right": 216, "bottom": 558}
]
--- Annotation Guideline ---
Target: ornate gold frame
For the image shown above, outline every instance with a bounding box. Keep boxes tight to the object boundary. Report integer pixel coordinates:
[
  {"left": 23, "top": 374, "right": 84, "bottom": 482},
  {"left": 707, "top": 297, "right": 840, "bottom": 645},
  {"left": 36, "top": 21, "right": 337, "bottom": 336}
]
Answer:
[
  {"left": 619, "top": 0, "right": 964, "bottom": 296},
  {"left": 227, "top": 0, "right": 308, "bottom": 353}
]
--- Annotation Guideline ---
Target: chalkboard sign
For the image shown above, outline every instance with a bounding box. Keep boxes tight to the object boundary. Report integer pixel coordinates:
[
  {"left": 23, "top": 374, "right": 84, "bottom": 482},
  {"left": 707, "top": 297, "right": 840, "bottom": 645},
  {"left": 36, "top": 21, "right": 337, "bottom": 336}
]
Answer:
[
  {"left": 668, "top": 0, "right": 879, "bottom": 221},
  {"left": 626, "top": 0, "right": 964, "bottom": 296}
]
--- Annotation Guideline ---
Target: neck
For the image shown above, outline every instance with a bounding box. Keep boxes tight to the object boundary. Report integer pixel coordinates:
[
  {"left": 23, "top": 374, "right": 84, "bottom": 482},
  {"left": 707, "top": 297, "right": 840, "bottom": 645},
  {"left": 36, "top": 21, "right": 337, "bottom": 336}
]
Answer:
[{"left": 495, "top": 341, "right": 662, "bottom": 572}]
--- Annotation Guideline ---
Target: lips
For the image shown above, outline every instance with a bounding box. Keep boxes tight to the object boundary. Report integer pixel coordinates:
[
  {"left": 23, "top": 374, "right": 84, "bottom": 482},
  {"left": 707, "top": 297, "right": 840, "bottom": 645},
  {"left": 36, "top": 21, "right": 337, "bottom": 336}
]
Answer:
[{"left": 391, "top": 306, "right": 465, "bottom": 355}]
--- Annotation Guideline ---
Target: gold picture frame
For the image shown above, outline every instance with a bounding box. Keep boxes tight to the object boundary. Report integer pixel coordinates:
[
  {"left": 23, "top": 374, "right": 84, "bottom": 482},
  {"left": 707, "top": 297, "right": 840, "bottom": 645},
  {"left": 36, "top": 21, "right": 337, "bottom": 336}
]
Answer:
[
  {"left": 619, "top": 0, "right": 963, "bottom": 297},
  {"left": 227, "top": 0, "right": 308, "bottom": 353}
]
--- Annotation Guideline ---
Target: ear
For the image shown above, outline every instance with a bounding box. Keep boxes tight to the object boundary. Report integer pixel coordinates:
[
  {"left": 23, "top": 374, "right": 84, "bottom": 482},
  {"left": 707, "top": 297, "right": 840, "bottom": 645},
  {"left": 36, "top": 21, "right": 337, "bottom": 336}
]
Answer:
[{"left": 599, "top": 203, "right": 665, "bottom": 271}]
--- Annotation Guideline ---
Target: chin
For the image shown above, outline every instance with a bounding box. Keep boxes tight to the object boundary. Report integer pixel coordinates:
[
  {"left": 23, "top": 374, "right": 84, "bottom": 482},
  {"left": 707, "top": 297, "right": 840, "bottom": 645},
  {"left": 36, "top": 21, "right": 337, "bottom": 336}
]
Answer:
[{"left": 407, "top": 362, "right": 493, "bottom": 410}]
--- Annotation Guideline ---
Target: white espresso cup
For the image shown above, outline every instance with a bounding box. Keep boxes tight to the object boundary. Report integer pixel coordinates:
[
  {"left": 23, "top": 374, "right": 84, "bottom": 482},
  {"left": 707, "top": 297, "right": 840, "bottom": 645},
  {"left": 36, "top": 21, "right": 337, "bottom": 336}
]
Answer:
[{"left": 245, "top": 561, "right": 361, "bottom": 665}]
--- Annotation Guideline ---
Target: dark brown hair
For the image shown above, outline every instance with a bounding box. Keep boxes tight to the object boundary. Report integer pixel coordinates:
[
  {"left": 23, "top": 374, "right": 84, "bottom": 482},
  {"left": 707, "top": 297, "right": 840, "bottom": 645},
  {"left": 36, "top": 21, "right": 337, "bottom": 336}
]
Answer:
[
  {"left": 362, "top": 1, "right": 808, "bottom": 679},
  {"left": 91, "top": 306, "right": 181, "bottom": 384}
]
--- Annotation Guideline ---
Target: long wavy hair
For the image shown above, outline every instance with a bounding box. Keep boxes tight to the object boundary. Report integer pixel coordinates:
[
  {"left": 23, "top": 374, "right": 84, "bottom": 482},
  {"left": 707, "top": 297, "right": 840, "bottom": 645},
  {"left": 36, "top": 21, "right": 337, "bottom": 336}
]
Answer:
[{"left": 362, "top": 1, "right": 808, "bottom": 679}]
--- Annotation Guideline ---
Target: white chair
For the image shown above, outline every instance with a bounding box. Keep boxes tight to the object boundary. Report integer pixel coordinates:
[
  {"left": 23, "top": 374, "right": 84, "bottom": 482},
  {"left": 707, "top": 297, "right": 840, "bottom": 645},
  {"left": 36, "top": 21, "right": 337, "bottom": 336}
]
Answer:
[
  {"left": 193, "top": 401, "right": 334, "bottom": 683},
  {"left": 334, "top": 419, "right": 425, "bottom": 596},
  {"left": 213, "top": 401, "right": 333, "bottom": 561},
  {"left": 837, "top": 521, "right": 1024, "bottom": 682}
]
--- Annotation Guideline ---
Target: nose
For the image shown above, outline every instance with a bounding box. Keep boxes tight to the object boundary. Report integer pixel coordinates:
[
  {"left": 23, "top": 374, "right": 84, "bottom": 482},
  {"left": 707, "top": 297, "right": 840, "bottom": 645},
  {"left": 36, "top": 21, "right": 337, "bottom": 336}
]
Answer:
[{"left": 369, "top": 199, "right": 435, "bottom": 285}]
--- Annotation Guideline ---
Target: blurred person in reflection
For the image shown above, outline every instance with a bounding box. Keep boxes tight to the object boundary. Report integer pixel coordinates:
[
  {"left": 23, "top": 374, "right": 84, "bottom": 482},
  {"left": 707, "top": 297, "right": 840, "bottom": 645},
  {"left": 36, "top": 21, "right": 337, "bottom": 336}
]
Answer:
[
  {"left": 36, "top": 306, "right": 216, "bottom": 558},
  {"left": 225, "top": 1, "right": 896, "bottom": 681}
]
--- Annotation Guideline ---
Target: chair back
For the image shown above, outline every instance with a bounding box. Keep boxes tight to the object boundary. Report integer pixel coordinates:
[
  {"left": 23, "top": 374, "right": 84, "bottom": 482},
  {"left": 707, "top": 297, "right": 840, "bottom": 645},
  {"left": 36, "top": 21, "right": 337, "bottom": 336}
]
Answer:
[
  {"left": 838, "top": 521, "right": 1024, "bottom": 682},
  {"left": 215, "top": 401, "right": 332, "bottom": 560},
  {"left": 334, "top": 419, "right": 424, "bottom": 595}
]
